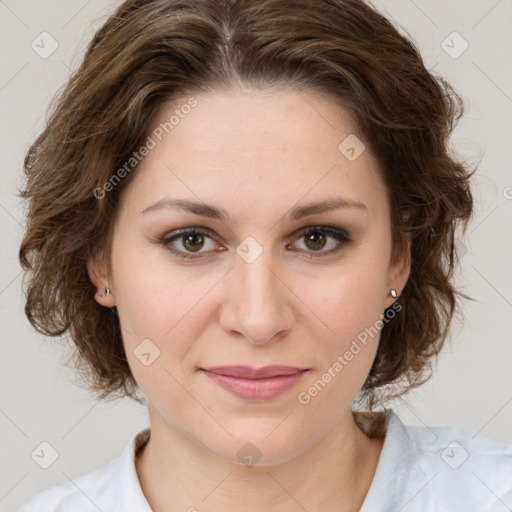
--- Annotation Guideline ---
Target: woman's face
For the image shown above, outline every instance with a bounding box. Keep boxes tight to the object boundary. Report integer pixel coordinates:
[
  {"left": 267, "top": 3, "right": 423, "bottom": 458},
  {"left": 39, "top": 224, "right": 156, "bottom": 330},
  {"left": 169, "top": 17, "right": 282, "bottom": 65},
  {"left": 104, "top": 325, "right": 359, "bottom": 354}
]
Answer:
[{"left": 89, "top": 87, "right": 410, "bottom": 465}]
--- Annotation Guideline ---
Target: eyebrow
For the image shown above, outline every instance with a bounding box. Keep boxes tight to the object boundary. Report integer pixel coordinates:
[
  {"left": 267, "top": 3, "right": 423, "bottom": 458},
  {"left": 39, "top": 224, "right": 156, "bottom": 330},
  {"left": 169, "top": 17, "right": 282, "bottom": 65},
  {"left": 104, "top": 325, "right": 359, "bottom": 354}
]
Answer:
[{"left": 140, "top": 196, "right": 367, "bottom": 222}]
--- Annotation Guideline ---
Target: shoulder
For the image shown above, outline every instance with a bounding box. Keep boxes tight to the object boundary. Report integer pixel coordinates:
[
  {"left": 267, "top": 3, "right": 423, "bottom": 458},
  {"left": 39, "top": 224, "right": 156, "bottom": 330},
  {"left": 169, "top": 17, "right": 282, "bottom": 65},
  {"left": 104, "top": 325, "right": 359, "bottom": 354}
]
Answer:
[
  {"left": 405, "top": 417, "right": 512, "bottom": 472},
  {"left": 404, "top": 419, "right": 512, "bottom": 508},
  {"left": 16, "top": 428, "right": 151, "bottom": 512},
  {"left": 360, "top": 409, "right": 512, "bottom": 511},
  {"left": 16, "top": 457, "right": 118, "bottom": 512}
]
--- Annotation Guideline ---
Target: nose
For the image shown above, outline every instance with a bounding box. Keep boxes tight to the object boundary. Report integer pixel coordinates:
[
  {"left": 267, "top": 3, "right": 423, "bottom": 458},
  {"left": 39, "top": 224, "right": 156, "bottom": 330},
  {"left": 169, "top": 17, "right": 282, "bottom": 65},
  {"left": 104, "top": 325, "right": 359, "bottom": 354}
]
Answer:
[{"left": 218, "top": 248, "right": 294, "bottom": 345}]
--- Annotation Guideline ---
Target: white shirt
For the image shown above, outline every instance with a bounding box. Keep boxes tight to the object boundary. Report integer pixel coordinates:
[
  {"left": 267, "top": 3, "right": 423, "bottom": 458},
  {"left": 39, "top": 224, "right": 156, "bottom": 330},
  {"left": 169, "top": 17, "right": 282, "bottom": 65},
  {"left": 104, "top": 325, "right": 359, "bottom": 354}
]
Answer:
[{"left": 16, "top": 408, "right": 512, "bottom": 511}]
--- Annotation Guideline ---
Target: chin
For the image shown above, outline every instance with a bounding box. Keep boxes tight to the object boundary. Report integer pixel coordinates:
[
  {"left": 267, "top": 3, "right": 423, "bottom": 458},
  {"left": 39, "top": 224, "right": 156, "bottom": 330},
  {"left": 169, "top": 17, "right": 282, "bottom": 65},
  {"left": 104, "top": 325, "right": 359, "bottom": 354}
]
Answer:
[{"left": 203, "top": 426, "right": 317, "bottom": 468}]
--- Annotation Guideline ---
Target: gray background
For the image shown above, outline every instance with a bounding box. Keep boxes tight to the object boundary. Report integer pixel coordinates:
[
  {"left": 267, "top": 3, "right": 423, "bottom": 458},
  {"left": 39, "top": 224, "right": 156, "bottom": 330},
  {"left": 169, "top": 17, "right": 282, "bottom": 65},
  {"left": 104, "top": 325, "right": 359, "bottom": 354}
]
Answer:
[{"left": 1, "top": 0, "right": 511, "bottom": 509}]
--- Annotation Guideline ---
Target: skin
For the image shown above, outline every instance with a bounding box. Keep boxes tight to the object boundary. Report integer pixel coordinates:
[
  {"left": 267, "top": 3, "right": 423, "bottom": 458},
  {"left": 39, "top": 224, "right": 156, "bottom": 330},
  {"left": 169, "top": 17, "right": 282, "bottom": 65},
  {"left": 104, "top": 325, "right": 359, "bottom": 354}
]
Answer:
[{"left": 88, "top": 86, "right": 411, "bottom": 512}]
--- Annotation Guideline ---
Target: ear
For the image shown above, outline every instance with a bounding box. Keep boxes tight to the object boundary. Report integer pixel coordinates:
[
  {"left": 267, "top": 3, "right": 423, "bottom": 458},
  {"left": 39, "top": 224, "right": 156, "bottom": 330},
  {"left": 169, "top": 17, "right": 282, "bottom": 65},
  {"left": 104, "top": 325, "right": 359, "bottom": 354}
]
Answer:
[
  {"left": 386, "top": 235, "right": 411, "bottom": 308},
  {"left": 87, "top": 248, "right": 116, "bottom": 308}
]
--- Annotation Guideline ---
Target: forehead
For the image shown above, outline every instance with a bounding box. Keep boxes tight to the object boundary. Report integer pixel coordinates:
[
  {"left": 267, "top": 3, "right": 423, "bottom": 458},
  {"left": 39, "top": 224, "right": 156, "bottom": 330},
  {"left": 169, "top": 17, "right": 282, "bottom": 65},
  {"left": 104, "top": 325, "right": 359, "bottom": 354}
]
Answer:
[
  {"left": 119, "top": 87, "right": 388, "bottom": 221},
  {"left": 149, "top": 86, "right": 361, "bottom": 154}
]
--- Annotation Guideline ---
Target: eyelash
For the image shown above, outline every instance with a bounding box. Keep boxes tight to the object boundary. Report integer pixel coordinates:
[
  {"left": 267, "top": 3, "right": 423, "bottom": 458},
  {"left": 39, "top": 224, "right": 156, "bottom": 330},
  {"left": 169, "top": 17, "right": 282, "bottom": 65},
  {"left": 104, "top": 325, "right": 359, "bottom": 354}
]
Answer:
[{"left": 158, "top": 225, "right": 353, "bottom": 260}]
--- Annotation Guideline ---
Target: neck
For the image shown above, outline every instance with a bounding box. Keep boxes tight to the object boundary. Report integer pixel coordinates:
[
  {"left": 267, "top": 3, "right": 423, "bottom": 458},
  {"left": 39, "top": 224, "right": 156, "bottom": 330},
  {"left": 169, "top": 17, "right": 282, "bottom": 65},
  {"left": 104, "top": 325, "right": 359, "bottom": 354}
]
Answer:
[{"left": 135, "top": 408, "right": 386, "bottom": 512}]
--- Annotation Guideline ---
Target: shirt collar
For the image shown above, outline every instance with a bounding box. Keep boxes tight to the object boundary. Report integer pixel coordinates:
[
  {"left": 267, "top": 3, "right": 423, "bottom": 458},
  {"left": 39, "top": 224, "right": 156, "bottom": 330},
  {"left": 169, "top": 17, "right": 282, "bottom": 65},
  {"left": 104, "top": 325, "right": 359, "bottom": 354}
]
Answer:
[
  {"left": 359, "top": 408, "right": 419, "bottom": 511},
  {"left": 112, "top": 427, "right": 152, "bottom": 510}
]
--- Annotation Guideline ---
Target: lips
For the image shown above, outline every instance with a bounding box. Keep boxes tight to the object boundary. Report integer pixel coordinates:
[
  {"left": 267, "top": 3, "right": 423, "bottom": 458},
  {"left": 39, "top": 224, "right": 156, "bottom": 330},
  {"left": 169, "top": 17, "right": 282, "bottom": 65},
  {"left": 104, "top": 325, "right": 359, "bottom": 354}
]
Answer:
[
  {"left": 199, "top": 365, "right": 308, "bottom": 401},
  {"left": 203, "top": 365, "right": 305, "bottom": 379}
]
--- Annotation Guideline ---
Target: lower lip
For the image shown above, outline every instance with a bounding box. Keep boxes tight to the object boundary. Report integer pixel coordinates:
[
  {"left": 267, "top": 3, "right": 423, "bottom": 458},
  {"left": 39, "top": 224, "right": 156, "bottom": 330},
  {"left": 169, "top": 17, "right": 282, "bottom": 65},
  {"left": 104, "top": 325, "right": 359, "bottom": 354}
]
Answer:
[{"left": 200, "top": 370, "right": 307, "bottom": 401}]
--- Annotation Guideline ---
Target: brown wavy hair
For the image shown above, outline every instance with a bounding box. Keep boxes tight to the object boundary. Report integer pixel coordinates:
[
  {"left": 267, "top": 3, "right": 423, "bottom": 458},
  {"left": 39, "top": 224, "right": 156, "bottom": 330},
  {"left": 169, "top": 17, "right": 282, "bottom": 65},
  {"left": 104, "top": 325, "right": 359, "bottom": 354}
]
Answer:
[{"left": 19, "top": 0, "right": 474, "bottom": 410}]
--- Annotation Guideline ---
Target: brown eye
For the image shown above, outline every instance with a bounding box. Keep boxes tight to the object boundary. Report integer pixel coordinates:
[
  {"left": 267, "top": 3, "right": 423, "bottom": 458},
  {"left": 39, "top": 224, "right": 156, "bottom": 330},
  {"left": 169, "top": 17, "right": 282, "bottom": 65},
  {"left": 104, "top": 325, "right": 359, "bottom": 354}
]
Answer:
[
  {"left": 290, "top": 226, "right": 352, "bottom": 257},
  {"left": 161, "top": 228, "right": 219, "bottom": 259},
  {"left": 182, "top": 232, "right": 206, "bottom": 252},
  {"left": 304, "top": 231, "right": 328, "bottom": 251}
]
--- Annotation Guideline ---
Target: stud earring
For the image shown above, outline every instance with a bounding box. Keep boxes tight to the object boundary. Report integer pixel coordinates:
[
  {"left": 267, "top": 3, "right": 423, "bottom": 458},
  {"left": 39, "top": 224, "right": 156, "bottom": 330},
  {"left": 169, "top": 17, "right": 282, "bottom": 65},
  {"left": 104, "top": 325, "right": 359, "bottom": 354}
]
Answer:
[
  {"left": 390, "top": 289, "right": 397, "bottom": 298},
  {"left": 101, "top": 287, "right": 111, "bottom": 297}
]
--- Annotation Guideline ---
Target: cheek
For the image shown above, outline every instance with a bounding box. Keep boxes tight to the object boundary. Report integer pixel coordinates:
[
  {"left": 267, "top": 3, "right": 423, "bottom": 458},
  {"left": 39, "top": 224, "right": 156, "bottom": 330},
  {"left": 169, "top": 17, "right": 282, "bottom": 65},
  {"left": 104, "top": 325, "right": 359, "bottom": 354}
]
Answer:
[
  {"left": 110, "top": 237, "right": 223, "bottom": 387},
  {"left": 110, "top": 231, "right": 199, "bottom": 336},
  {"left": 297, "top": 253, "right": 389, "bottom": 393},
  {"left": 312, "top": 257, "right": 389, "bottom": 344}
]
